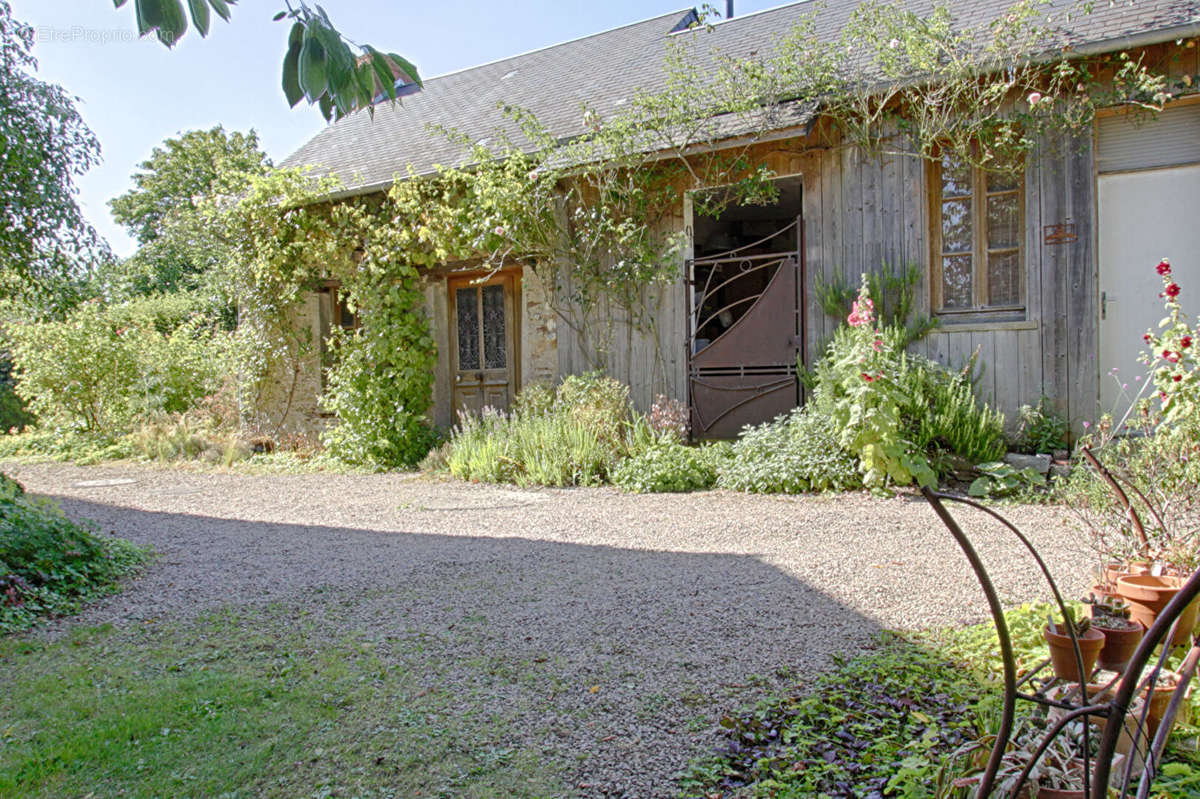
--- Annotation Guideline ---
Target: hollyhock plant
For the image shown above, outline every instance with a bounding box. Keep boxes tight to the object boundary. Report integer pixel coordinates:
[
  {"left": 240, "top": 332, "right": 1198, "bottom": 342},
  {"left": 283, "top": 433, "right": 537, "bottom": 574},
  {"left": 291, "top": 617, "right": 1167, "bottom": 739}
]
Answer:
[
  {"left": 826, "top": 274, "right": 936, "bottom": 490},
  {"left": 1138, "top": 258, "right": 1199, "bottom": 434}
]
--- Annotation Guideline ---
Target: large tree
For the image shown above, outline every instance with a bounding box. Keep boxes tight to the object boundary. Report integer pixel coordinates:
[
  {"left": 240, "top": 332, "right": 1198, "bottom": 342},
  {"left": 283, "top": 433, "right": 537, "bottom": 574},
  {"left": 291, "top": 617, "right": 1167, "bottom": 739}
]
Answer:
[
  {"left": 112, "top": 0, "right": 422, "bottom": 122},
  {"left": 105, "top": 126, "right": 270, "bottom": 298},
  {"left": 0, "top": 0, "right": 107, "bottom": 311}
]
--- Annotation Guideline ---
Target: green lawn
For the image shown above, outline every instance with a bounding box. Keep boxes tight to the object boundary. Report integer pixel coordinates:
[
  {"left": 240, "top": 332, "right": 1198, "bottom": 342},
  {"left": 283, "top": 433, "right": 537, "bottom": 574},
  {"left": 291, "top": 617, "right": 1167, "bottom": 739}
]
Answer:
[{"left": 0, "top": 606, "right": 565, "bottom": 799}]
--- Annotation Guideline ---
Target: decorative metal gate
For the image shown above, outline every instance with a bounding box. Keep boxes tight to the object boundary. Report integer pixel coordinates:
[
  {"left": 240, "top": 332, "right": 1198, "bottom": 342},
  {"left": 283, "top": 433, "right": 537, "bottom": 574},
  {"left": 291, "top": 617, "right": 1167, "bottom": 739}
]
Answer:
[{"left": 686, "top": 220, "right": 803, "bottom": 439}]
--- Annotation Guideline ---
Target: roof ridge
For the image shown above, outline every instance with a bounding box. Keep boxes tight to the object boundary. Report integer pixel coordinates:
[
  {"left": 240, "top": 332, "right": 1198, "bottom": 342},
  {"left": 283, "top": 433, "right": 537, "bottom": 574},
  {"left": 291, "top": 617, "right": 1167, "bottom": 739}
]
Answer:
[
  {"left": 422, "top": 7, "right": 697, "bottom": 84},
  {"left": 669, "top": 0, "right": 818, "bottom": 36}
]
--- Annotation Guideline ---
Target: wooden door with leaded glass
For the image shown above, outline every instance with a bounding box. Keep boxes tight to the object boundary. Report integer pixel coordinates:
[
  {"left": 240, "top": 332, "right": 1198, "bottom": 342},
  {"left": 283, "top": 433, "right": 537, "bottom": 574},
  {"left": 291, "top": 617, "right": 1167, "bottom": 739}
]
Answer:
[{"left": 450, "top": 274, "right": 517, "bottom": 414}]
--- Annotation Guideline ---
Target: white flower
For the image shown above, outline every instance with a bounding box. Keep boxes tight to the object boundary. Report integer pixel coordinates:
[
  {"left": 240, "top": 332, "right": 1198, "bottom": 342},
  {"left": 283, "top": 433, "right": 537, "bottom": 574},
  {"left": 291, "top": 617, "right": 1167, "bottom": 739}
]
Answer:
[
  {"left": 1027, "top": 91, "right": 1043, "bottom": 106},
  {"left": 888, "top": 38, "right": 900, "bottom": 49}
]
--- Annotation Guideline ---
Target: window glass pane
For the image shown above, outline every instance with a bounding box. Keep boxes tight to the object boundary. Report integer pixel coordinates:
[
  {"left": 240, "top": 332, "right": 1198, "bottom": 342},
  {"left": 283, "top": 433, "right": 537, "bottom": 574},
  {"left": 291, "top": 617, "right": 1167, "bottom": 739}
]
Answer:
[
  {"left": 941, "top": 153, "right": 972, "bottom": 196},
  {"left": 941, "top": 199, "right": 973, "bottom": 253},
  {"left": 482, "top": 284, "right": 507, "bottom": 369},
  {"left": 988, "top": 251, "right": 1020, "bottom": 307},
  {"left": 987, "top": 193, "right": 1019, "bottom": 249},
  {"left": 456, "top": 287, "right": 480, "bottom": 370},
  {"left": 942, "top": 255, "right": 973, "bottom": 309},
  {"left": 986, "top": 166, "right": 1021, "bottom": 193}
]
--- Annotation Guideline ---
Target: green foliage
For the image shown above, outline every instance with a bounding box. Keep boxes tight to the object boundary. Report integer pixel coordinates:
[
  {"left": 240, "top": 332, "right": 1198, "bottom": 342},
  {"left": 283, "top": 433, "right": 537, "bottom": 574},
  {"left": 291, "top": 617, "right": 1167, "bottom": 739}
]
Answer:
[
  {"left": 612, "top": 440, "right": 729, "bottom": 493},
  {"left": 813, "top": 263, "right": 938, "bottom": 347},
  {"left": 110, "top": 0, "right": 421, "bottom": 123},
  {"left": 213, "top": 168, "right": 438, "bottom": 463},
  {"left": 679, "top": 634, "right": 986, "bottom": 799},
  {"left": 900, "top": 356, "right": 1007, "bottom": 465},
  {"left": 1013, "top": 397, "right": 1069, "bottom": 454},
  {"left": 716, "top": 408, "right": 862, "bottom": 494},
  {"left": 104, "top": 126, "right": 270, "bottom": 301},
  {"left": 4, "top": 295, "right": 231, "bottom": 433},
  {"left": 442, "top": 375, "right": 642, "bottom": 487},
  {"left": 0, "top": 1, "right": 107, "bottom": 310},
  {"left": 809, "top": 277, "right": 938, "bottom": 490},
  {"left": 0, "top": 429, "right": 137, "bottom": 465},
  {"left": 807, "top": 278, "right": 1005, "bottom": 488},
  {"left": 968, "top": 461, "right": 1045, "bottom": 498},
  {"left": 0, "top": 474, "right": 145, "bottom": 632}
]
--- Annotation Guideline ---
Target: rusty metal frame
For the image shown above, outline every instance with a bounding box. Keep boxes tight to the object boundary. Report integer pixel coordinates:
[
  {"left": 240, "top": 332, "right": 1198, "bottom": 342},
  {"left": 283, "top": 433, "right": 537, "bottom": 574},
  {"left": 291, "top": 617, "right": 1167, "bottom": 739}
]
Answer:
[{"left": 921, "top": 482, "right": 1200, "bottom": 798}]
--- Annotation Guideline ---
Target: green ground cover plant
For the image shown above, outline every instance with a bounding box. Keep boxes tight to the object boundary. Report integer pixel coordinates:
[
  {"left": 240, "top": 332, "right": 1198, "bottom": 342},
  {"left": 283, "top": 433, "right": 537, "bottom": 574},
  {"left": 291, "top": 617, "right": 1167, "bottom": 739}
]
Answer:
[
  {"left": 716, "top": 408, "right": 862, "bottom": 494},
  {"left": 0, "top": 474, "right": 145, "bottom": 633},
  {"left": 681, "top": 603, "right": 1200, "bottom": 798}
]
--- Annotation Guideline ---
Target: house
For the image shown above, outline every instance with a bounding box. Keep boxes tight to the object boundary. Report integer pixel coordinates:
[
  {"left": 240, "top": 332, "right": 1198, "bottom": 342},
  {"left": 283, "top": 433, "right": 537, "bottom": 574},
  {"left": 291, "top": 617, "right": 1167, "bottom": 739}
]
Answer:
[{"left": 280, "top": 0, "right": 1200, "bottom": 438}]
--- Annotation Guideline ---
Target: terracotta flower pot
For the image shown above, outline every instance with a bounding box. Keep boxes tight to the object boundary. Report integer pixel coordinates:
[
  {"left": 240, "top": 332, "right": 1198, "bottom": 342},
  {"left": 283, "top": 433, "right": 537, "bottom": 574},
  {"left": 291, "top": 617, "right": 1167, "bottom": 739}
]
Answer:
[
  {"left": 1115, "top": 574, "right": 1199, "bottom": 647},
  {"left": 1133, "top": 670, "right": 1190, "bottom": 744},
  {"left": 1092, "top": 619, "right": 1145, "bottom": 673},
  {"left": 1091, "top": 583, "right": 1121, "bottom": 604},
  {"left": 1043, "top": 625, "right": 1106, "bottom": 682},
  {"left": 1104, "top": 561, "right": 1149, "bottom": 585}
]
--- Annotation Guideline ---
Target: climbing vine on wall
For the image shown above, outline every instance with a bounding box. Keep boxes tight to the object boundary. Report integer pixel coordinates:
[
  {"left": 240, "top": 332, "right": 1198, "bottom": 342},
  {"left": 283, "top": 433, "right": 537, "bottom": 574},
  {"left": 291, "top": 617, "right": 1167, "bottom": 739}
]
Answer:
[
  {"left": 217, "top": 0, "right": 1189, "bottom": 466},
  {"left": 213, "top": 168, "right": 437, "bottom": 467}
]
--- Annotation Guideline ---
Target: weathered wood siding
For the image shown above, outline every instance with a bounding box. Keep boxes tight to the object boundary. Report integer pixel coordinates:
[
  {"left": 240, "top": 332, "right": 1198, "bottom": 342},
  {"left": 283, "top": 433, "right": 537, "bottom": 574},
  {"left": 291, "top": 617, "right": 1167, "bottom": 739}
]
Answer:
[
  {"left": 550, "top": 132, "right": 1098, "bottom": 424},
  {"left": 800, "top": 130, "right": 1098, "bottom": 428}
]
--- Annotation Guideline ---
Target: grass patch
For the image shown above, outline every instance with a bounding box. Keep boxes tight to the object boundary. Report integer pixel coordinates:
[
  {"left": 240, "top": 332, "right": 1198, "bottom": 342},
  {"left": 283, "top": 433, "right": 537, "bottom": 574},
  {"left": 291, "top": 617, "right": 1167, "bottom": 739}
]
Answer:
[{"left": 0, "top": 606, "right": 566, "bottom": 799}]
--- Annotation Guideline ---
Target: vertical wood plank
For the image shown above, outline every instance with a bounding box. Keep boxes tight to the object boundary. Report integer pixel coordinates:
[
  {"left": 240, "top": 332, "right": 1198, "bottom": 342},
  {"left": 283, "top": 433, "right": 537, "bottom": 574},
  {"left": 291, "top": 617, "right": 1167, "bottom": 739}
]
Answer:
[{"left": 1065, "top": 132, "right": 1099, "bottom": 429}]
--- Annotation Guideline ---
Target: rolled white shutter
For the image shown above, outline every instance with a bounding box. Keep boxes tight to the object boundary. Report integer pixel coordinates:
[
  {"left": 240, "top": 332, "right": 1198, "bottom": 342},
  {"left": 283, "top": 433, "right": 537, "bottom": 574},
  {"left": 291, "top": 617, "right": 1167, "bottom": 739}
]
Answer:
[{"left": 1097, "top": 102, "right": 1200, "bottom": 173}]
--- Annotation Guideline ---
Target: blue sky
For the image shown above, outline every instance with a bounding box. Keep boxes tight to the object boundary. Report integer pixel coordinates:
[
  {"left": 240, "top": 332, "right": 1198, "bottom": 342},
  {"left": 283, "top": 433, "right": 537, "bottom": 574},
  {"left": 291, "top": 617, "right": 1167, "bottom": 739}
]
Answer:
[{"left": 14, "top": 0, "right": 791, "bottom": 257}]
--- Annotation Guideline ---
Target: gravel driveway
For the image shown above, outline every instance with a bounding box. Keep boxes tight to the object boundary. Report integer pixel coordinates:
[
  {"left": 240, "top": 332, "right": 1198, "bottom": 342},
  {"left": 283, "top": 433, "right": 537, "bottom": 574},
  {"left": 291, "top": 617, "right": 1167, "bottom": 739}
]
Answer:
[{"left": 6, "top": 462, "right": 1091, "bottom": 797}]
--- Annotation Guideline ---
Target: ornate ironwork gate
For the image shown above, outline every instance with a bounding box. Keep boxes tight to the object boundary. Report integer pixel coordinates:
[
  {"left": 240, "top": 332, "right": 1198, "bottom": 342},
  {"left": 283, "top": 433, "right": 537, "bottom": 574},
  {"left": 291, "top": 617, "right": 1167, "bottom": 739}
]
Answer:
[{"left": 686, "top": 221, "right": 803, "bottom": 439}]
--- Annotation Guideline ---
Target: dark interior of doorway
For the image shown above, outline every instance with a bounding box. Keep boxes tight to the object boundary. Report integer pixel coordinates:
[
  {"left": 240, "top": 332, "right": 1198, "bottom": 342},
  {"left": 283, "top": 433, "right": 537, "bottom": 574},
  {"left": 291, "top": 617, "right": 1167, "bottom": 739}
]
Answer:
[{"left": 691, "top": 176, "right": 802, "bottom": 347}]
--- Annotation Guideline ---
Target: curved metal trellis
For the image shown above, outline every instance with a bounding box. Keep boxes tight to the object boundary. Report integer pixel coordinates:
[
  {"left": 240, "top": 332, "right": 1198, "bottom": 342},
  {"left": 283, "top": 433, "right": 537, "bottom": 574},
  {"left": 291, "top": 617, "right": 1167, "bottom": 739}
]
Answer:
[{"left": 920, "top": 485, "right": 1200, "bottom": 798}]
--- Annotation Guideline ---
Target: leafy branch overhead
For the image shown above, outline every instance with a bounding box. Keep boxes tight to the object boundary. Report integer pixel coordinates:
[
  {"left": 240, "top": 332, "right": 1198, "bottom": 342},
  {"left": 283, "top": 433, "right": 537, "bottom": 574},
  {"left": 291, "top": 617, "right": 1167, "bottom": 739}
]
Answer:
[{"left": 110, "top": 0, "right": 421, "bottom": 121}]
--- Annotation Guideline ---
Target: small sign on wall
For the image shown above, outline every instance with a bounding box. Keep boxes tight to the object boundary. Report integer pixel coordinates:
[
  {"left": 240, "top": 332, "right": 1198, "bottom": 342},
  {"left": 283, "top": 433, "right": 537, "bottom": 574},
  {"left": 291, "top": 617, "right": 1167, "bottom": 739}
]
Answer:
[{"left": 1043, "top": 221, "right": 1078, "bottom": 245}]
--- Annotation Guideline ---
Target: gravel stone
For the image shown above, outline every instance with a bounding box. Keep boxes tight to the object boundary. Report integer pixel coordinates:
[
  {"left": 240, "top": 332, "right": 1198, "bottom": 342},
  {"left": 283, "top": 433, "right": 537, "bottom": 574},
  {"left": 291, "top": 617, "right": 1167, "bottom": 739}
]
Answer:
[{"left": 6, "top": 462, "right": 1092, "bottom": 796}]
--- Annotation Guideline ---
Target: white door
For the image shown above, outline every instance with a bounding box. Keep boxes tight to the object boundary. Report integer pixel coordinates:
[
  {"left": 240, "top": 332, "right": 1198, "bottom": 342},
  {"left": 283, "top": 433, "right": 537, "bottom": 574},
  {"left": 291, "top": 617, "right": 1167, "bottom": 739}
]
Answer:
[{"left": 1098, "top": 164, "right": 1200, "bottom": 418}]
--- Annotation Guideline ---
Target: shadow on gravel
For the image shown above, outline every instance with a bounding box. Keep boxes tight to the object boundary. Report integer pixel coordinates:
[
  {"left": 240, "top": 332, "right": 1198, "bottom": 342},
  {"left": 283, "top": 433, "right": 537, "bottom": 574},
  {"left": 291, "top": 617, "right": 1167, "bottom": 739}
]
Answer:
[{"left": 23, "top": 491, "right": 890, "bottom": 798}]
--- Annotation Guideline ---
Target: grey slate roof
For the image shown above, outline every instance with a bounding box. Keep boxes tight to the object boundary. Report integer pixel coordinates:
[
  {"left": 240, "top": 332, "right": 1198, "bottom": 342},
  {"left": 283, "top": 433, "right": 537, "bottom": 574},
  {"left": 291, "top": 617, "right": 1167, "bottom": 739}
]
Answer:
[{"left": 282, "top": 0, "right": 1200, "bottom": 195}]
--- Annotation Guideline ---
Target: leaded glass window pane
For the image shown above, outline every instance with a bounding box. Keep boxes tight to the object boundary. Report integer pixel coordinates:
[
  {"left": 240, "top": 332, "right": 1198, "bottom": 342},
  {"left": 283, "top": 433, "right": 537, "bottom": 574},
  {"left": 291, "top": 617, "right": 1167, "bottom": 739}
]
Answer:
[
  {"left": 941, "top": 199, "right": 972, "bottom": 253},
  {"left": 456, "top": 287, "right": 480, "bottom": 370},
  {"left": 482, "top": 284, "right": 506, "bottom": 369},
  {"left": 940, "top": 153, "right": 972, "bottom": 197},
  {"left": 942, "top": 255, "right": 973, "bottom": 309},
  {"left": 987, "top": 193, "right": 1020, "bottom": 249},
  {"left": 988, "top": 252, "right": 1020, "bottom": 307}
]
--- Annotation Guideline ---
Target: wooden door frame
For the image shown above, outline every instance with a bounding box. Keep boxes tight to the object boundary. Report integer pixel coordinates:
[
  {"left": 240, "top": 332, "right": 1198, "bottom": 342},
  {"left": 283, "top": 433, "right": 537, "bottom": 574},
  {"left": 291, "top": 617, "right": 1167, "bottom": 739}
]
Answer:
[{"left": 447, "top": 269, "right": 522, "bottom": 409}]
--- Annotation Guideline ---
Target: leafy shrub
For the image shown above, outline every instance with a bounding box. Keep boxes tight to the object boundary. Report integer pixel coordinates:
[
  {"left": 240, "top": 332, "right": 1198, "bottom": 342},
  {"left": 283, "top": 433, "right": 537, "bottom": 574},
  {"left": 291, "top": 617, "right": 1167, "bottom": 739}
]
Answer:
[
  {"left": 612, "top": 440, "right": 728, "bottom": 493},
  {"left": 5, "top": 294, "right": 231, "bottom": 433},
  {"left": 717, "top": 407, "right": 862, "bottom": 493},
  {"left": 0, "top": 428, "right": 138, "bottom": 465},
  {"left": 901, "top": 356, "right": 1007, "bottom": 465},
  {"left": 442, "top": 374, "right": 644, "bottom": 487},
  {"left": 1012, "top": 396, "right": 1068, "bottom": 454},
  {"left": 0, "top": 473, "right": 145, "bottom": 632}
]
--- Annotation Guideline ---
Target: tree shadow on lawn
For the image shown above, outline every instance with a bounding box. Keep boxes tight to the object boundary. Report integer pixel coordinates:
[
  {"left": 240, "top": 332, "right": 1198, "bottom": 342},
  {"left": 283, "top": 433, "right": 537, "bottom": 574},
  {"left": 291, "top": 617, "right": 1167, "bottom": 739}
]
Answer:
[{"left": 1, "top": 494, "right": 895, "bottom": 799}]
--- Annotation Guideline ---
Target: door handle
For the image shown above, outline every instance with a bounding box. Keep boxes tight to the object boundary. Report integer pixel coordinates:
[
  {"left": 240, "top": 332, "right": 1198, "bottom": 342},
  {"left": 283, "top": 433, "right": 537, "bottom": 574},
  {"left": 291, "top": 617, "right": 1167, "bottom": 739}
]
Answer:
[{"left": 1101, "top": 291, "right": 1110, "bottom": 320}]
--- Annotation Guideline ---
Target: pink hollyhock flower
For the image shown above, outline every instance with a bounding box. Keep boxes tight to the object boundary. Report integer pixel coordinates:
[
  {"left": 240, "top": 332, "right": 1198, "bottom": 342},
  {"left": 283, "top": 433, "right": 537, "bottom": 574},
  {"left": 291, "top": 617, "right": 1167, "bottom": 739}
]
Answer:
[
  {"left": 1156, "top": 259, "right": 1172, "bottom": 276},
  {"left": 872, "top": 338, "right": 883, "bottom": 351},
  {"left": 1182, "top": 336, "right": 1193, "bottom": 349},
  {"left": 1166, "top": 283, "right": 1181, "bottom": 299},
  {"left": 1165, "top": 350, "right": 1180, "bottom": 364},
  {"left": 1174, "top": 374, "right": 1183, "bottom": 382},
  {"left": 1082, "top": 421, "right": 1091, "bottom": 429},
  {"left": 847, "top": 311, "right": 862, "bottom": 326},
  {"left": 1028, "top": 91, "right": 1043, "bottom": 105},
  {"left": 1144, "top": 333, "right": 1153, "bottom": 343},
  {"left": 862, "top": 373, "right": 874, "bottom": 382}
]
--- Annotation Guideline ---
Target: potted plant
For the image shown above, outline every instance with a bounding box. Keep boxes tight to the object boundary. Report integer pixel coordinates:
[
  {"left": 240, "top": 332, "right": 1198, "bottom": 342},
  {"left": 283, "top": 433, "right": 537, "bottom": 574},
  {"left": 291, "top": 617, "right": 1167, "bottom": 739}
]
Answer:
[
  {"left": 1086, "top": 595, "right": 1145, "bottom": 673},
  {"left": 1043, "top": 611, "right": 1105, "bottom": 683},
  {"left": 1114, "top": 572, "right": 1198, "bottom": 647}
]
